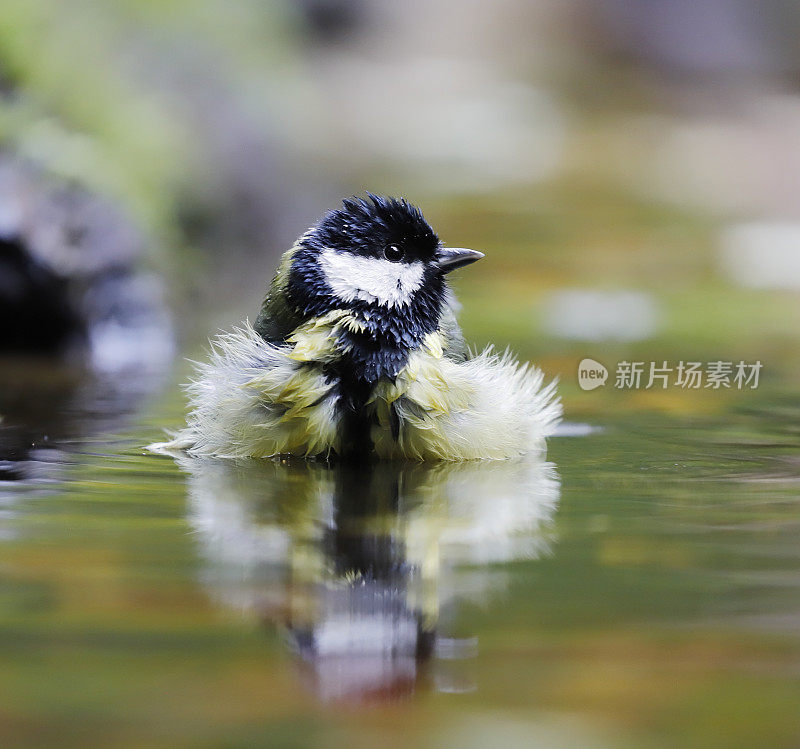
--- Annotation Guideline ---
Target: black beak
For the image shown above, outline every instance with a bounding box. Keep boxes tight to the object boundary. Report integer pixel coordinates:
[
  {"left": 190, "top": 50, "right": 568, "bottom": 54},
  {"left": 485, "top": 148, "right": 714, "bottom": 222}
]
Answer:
[{"left": 436, "top": 247, "right": 485, "bottom": 273}]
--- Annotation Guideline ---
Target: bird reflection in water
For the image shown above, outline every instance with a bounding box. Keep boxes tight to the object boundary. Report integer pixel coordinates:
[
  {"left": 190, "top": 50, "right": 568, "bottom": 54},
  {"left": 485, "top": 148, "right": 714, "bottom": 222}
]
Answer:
[{"left": 177, "top": 455, "right": 560, "bottom": 702}]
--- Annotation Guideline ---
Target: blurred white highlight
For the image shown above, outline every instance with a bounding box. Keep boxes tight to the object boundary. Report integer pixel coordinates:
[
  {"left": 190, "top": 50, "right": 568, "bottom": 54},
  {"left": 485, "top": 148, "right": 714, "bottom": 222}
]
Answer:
[
  {"left": 544, "top": 290, "right": 659, "bottom": 341},
  {"left": 720, "top": 222, "right": 800, "bottom": 290}
]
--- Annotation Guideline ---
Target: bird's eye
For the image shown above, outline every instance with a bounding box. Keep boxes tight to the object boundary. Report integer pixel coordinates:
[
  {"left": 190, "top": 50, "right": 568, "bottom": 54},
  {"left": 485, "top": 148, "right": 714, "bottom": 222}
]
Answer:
[{"left": 384, "top": 244, "right": 404, "bottom": 262}]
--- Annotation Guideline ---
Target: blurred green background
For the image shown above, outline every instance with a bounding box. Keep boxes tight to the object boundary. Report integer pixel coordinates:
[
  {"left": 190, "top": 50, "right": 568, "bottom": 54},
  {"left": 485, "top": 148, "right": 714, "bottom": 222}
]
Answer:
[
  {"left": 2, "top": 2, "right": 800, "bottom": 748},
  {"left": 3, "top": 0, "right": 799, "bottom": 383}
]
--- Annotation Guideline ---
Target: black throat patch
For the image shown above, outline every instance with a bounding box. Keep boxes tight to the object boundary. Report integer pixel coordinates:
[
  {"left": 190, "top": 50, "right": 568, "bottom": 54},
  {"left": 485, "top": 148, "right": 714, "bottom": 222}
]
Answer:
[{"left": 284, "top": 195, "right": 448, "bottom": 459}]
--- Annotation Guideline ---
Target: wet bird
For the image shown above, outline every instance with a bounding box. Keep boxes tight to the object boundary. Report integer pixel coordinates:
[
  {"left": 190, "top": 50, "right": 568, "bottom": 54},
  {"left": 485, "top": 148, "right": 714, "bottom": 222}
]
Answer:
[{"left": 154, "top": 195, "right": 560, "bottom": 460}]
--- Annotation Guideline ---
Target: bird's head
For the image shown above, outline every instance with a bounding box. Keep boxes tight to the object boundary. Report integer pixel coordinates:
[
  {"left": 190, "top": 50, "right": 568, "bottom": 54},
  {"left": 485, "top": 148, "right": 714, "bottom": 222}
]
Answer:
[{"left": 287, "top": 194, "right": 483, "bottom": 322}]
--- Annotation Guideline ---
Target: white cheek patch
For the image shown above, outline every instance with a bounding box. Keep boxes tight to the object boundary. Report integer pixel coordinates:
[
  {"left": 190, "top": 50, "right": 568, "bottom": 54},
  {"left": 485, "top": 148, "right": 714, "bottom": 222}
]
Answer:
[{"left": 319, "top": 248, "right": 426, "bottom": 307}]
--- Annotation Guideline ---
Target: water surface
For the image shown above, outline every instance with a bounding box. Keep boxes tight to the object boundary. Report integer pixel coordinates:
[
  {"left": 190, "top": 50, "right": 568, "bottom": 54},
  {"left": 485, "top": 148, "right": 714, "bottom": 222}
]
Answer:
[{"left": 2, "top": 354, "right": 800, "bottom": 748}]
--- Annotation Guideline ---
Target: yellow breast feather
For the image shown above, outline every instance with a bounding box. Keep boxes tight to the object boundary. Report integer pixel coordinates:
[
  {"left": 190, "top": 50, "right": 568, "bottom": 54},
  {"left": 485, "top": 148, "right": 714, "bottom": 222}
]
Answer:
[
  {"left": 154, "top": 323, "right": 560, "bottom": 461},
  {"left": 371, "top": 332, "right": 560, "bottom": 461}
]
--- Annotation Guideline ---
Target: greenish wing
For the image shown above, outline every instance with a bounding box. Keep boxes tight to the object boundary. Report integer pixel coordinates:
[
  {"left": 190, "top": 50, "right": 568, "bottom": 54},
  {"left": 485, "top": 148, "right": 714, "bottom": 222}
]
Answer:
[{"left": 253, "top": 246, "right": 304, "bottom": 343}]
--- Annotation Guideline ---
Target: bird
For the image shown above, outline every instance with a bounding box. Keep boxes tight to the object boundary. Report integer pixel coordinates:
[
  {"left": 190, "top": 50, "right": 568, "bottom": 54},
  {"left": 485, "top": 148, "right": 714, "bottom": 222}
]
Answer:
[{"left": 152, "top": 194, "right": 560, "bottom": 461}]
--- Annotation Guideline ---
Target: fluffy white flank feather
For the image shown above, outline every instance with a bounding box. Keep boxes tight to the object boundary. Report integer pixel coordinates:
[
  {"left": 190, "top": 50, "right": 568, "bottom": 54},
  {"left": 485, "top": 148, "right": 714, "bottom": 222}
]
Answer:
[{"left": 150, "top": 322, "right": 561, "bottom": 461}]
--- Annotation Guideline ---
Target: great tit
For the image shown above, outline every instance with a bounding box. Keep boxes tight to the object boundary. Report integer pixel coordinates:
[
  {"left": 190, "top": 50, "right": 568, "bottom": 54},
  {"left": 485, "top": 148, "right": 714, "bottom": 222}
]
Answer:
[{"left": 154, "top": 194, "right": 560, "bottom": 461}]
